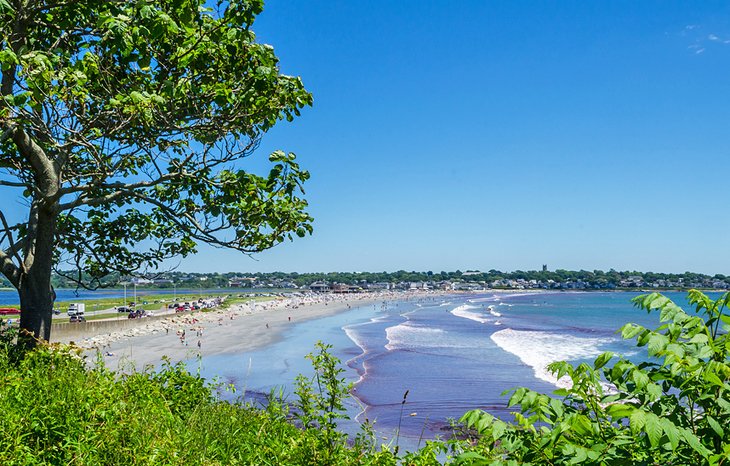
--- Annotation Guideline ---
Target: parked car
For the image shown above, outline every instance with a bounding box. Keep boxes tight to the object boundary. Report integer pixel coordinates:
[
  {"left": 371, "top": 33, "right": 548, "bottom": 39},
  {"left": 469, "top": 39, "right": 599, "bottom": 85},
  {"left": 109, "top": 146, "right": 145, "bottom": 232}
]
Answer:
[{"left": 0, "top": 308, "right": 20, "bottom": 315}]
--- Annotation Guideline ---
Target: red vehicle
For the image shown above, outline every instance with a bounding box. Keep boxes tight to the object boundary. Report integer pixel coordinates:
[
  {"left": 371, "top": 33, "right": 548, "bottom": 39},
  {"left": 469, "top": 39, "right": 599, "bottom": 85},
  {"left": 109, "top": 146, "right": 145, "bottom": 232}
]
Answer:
[{"left": 0, "top": 308, "right": 20, "bottom": 315}]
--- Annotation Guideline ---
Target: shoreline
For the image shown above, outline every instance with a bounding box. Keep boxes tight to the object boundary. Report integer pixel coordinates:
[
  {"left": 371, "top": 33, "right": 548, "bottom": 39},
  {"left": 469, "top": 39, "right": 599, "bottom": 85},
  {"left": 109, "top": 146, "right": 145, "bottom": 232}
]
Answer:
[
  {"left": 59, "top": 288, "right": 699, "bottom": 373},
  {"left": 77, "top": 291, "right": 438, "bottom": 372}
]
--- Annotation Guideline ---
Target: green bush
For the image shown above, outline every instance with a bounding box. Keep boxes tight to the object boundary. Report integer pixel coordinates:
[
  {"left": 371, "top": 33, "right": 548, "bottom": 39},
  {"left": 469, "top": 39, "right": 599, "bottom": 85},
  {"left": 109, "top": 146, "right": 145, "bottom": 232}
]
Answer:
[
  {"left": 458, "top": 291, "right": 730, "bottom": 465},
  {"left": 0, "top": 339, "right": 437, "bottom": 464}
]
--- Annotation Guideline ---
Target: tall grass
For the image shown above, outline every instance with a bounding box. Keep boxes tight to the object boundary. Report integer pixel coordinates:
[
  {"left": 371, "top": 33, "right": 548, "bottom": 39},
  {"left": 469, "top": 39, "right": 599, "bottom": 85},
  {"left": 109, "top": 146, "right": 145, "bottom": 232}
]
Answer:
[{"left": 0, "top": 328, "right": 452, "bottom": 465}]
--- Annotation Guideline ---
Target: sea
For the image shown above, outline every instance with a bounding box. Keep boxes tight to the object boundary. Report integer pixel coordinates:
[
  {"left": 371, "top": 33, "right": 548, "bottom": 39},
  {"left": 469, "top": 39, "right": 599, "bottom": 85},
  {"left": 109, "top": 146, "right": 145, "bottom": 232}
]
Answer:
[{"left": 191, "top": 290, "right": 713, "bottom": 449}]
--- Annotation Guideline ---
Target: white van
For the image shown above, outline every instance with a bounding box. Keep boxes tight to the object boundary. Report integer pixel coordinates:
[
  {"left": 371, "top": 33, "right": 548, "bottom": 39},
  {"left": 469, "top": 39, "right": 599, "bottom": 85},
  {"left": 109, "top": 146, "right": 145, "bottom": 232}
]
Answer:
[{"left": 67, "top": 303, "right": 86, "bottom": 316}]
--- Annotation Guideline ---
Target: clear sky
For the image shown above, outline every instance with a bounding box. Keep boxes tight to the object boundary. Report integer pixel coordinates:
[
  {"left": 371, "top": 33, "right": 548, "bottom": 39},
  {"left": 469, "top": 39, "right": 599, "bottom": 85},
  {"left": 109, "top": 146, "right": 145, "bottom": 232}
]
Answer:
[{"left": 165, "top": 2, "right": 730, "bottom": 274}]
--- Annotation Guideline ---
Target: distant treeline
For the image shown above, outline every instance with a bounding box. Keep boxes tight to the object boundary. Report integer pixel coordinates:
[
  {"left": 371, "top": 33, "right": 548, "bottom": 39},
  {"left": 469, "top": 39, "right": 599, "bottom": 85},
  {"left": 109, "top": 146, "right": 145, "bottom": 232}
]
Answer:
[{"left": 4, "top": 269, "right": 722, "bottom": 290}]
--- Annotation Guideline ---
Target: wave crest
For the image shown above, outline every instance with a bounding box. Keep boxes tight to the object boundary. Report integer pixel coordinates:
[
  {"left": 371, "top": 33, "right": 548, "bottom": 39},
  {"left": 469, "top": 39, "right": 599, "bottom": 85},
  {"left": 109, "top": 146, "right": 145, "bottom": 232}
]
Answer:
[
  {"left": 450, "top": 304, "right": 490, "bottom": 324},
  {"left": 491, "top": 328, "right": 611, "bottom": 388}
]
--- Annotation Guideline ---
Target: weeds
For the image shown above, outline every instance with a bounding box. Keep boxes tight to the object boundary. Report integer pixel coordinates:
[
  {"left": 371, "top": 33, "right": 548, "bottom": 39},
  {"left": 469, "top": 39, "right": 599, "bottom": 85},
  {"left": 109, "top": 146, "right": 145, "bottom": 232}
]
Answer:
[{"left": 0, "top": 339, "right": 448, "bottom": 465}]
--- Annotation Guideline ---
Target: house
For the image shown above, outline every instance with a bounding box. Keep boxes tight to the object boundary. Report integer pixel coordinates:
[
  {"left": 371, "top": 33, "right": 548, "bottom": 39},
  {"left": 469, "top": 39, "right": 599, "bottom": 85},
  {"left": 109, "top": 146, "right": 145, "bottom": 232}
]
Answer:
[
  {"left": 368, "top": 282, "right": 392, "bottom": 291},
  {"left": 330, "top": 283, "right": 361, "bottom": 293},
  {"left": 309, "top": 282, "right": 331, "bottom": 293}
]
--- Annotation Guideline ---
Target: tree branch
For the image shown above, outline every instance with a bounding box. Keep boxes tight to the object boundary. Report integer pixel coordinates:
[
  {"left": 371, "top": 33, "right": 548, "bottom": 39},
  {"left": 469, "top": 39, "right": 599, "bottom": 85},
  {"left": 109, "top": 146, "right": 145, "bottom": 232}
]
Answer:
[
  {"left": 0, "top": 209, "right": 23, "bottom": 265},
  {"left": 0, "top": 179, "right": 31, "bottom": 188},
  {"left": 0, "top": 248, "right": 20, "bottom": 288},
  {"left": 7, "top": 123, "right": 57, "bottom": 192}
]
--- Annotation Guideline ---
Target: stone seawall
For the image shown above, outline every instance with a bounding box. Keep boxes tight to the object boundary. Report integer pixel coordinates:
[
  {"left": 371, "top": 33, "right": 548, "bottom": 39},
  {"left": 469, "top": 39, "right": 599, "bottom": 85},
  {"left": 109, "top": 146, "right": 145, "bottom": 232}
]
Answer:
[{"left": 51, "top": 313, "right": 173, "bottom": 343}]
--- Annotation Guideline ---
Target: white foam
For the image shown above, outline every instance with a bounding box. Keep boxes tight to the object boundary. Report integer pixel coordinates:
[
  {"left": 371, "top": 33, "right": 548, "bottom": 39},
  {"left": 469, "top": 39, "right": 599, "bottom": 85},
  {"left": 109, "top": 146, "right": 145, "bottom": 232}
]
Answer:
[
  {"left": 450, "top": 304, "right": 490, "bottom": 324},
  {"left": 468, "top": 297, "right": 500, "bottom": 303},
  {"left": 344, "top": 326, "right": 368, "bottom": 354},
  {"left": 343, "top": 315, "right": 389, "bottom": 351},
  {"left": 385, "top": 323, "right": 448, "bottom": 351},
  {"left": 491, "top": 328, "right": 611, "bottom": 389},
  {"left": 487, "top": 305, "right": 502, "bottom": 317}
]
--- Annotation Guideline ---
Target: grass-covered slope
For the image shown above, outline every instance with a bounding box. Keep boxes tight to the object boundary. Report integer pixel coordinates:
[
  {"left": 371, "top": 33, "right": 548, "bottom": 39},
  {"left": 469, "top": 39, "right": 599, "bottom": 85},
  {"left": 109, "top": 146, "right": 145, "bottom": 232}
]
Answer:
[{"left": 0, "top": 338, "right": 447, "bottom": 465}]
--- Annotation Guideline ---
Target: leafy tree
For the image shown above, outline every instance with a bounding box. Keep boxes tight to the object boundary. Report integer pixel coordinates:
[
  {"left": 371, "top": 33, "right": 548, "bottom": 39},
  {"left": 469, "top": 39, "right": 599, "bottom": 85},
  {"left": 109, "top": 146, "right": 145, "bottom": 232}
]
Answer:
[
  {"left": 459, "top": 291, "right": 730, "bottom": 465},
  {"left": 0, "top": 0, "right": 313, "bottom": 344}
]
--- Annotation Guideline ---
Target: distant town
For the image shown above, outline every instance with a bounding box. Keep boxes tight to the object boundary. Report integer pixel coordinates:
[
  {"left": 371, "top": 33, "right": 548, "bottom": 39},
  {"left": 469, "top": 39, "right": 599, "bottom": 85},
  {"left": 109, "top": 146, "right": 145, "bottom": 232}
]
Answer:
[{"left": 15, "top": 267, "right": 728, "bottom": 292}]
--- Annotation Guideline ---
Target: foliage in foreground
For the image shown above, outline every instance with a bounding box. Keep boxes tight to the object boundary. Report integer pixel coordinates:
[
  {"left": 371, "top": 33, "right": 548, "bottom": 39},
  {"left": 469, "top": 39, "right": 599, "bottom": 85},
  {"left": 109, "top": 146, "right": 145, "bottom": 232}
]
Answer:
[
  {"left": 0, "top": 333, "right": 446, "bottom": 465},
  {"left": 459, "top": 290, "right": 730, "bottom": 465},
  {"left": 2, "top": 291, "right": 729, "bottom": 465}
]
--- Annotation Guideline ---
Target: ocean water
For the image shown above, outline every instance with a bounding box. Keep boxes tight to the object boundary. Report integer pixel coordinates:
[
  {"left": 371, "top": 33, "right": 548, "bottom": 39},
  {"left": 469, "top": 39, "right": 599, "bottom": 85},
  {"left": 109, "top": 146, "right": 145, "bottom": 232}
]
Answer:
[{"left": 191, "top": 290, "right": 714, "bottom": 447}]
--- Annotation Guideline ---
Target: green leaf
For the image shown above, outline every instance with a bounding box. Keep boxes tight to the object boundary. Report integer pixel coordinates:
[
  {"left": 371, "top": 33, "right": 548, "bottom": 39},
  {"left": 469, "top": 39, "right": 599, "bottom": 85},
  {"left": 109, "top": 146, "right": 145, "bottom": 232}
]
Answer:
[
  {"left": 680, "top": 428, "right": 712, "bottom": 458},
  {"left": 129, "top": 91, "right": 145, "bottom": 103},
  {"left": 492, "top": 420, "right": 507, "bottom": 441},
  {"left": 703, "top": 371, "right": 723, "bottom": 387},
  {"left": 571, "top": 414, "right": 593, "bottom": 436},
  {"left": 606, "top": 403, "right": 633, "bottom": 418},
  {"left": 717, "top": 397, "right": 730, "bottom": 414},
  {"left": 647, "top": 333, "right": 668, "bottom": 355},
  {"left": 593, "top": 351, "right": 613, "bottom": 370},
  {"left": 621, "top": 323, "right": 645, "bottom": 339},
  {"left": 707, "top": 415, "right": 724, "bottom": 437},
  {"left": 697, "top": 345, "right": 714, "bottom": 359},
  {"left": 549, "top": 397, "right": 565, "bottom": 417},
  {"left": 646, "top": 383, "right": 662, "bottom": 400},
  {"left": 660, "top": 418, "right": 679, "bottom": 450},
  {"left": 630, "top": 409, "right": 646, "bottom": 434},
  {"left": 632, "top": 369, "right": 650, "bottom": 389},
  {"left": 569, "top": 446, "right": 588, "bottom": 463},
  {"left": 644, "top": 413, "right": 662, "bottom": 448}
]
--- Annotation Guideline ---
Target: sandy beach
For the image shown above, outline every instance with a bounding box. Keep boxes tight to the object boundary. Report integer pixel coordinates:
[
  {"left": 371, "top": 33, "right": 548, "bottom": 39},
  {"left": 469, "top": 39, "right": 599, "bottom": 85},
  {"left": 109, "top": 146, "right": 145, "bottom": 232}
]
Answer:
[{"left": 71, "top": 291, "right": 413, "bottom": 372}]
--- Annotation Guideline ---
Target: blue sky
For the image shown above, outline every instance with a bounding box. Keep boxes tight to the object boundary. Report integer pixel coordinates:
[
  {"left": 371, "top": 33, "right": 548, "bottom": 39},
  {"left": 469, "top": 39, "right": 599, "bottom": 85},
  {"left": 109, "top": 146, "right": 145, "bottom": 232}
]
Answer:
[{"left": 166, "top": 2, "right": 730, "bottom": 274}]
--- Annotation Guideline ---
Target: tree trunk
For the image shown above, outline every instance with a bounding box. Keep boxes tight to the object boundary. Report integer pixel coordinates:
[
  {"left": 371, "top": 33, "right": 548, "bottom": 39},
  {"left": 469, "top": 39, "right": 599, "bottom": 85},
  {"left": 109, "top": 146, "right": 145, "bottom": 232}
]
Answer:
[
  {"left": 18, "top": 207, "right": 57, "bottom": 347},
  {"left": 18, "top": 272, "right": 54, "bottom": 345}
]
